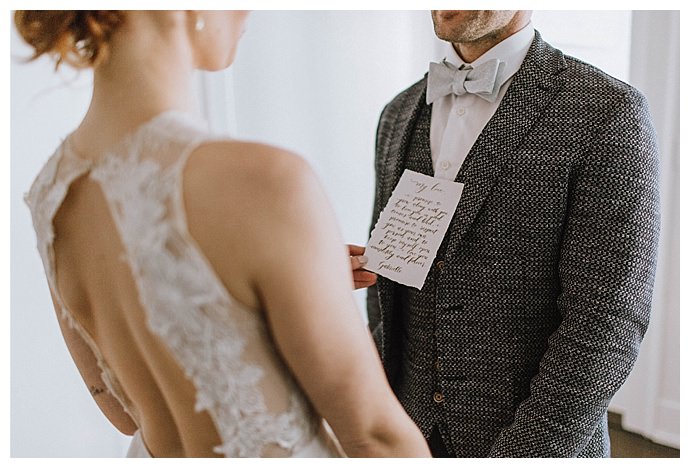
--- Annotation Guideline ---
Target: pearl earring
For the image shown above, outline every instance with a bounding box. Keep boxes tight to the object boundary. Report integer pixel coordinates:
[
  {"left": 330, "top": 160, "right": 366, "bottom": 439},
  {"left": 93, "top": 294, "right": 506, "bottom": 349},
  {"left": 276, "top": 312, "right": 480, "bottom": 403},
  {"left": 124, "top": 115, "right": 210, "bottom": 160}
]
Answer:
[{"left": 195, "top": 15, "right": 205, "bottom": 32}]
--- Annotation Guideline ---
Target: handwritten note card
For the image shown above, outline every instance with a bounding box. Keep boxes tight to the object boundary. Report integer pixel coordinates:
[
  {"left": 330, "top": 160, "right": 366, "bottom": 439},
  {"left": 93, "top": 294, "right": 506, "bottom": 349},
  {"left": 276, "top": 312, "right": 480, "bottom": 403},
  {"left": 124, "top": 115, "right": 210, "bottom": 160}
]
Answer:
[{"left": 364, "top": 170, "right": 464, "bottom": 289}]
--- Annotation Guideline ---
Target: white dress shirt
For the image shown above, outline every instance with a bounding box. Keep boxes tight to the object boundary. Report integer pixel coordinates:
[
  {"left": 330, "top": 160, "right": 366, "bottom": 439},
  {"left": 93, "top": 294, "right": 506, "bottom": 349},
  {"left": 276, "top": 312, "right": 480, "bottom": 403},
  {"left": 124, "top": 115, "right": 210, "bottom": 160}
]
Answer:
[{"left": 430, "top": 24, "right": 535, "bottom": 181}]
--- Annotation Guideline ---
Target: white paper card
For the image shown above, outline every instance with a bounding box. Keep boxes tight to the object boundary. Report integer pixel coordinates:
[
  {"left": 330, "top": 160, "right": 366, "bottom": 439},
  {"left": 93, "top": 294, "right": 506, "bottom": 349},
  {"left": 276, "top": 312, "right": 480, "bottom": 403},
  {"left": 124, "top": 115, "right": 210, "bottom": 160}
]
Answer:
[{"left": 364, "top": 170, "right": 464, "bottom": 289}]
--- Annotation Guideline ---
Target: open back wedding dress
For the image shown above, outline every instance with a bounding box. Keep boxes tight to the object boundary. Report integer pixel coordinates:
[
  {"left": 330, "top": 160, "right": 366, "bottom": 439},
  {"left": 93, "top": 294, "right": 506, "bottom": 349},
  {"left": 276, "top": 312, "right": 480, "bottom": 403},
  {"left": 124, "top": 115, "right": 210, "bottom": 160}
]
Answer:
[{"left": 25, "top": 111, "right": 336, "bottom": 457}]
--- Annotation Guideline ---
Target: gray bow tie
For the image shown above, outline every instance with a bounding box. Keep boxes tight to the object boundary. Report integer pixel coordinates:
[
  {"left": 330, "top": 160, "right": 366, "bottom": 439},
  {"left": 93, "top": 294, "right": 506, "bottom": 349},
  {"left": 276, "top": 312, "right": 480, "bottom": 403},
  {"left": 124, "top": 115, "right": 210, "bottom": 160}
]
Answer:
[{"left": 426, "top": 58, "right": 505, "bottom": 104}]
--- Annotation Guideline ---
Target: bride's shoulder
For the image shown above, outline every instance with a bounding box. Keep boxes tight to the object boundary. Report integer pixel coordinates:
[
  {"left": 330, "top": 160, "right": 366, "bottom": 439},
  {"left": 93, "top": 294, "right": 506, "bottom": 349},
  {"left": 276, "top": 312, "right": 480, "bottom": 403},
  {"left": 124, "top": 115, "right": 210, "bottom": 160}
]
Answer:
[
  {"left": 189, "top": 139, "right": 313, "bottom": 185},
  {"left": 182, "top": 139, "right": 328, "bottom": 300},
  {"left": 183, "top": 138, "right": 322, "bottom": 223}
]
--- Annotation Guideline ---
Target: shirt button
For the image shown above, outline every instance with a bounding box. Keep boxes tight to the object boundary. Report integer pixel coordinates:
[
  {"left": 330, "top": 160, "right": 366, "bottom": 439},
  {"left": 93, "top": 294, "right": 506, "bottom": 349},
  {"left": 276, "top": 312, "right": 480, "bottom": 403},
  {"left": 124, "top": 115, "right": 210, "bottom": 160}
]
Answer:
[
  {"left": 440, "top": 160, "right": 451, "bottom": 170},
  {"left": 436, "top": 260, "right": 445, "bottom": 270},
  {"left": 456, "top": 107, "right": 466, "bottom": 116},
  {"left": 433, "top": 392, "right": 445, "bottom": 404}
]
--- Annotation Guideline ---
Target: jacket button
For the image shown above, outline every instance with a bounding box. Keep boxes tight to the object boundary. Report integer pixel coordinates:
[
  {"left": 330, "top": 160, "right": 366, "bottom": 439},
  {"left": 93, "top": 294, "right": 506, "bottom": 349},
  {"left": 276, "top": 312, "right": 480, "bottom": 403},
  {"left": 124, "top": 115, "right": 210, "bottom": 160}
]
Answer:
[
  {"left": 434, "top": 359, "right": 441, "bottom": 371},
  {"left": 436, "top": 260, "right": 445, "bottom": 270},
  {"left": 433, "top": 392, "right": 445, "bottom": 404}
]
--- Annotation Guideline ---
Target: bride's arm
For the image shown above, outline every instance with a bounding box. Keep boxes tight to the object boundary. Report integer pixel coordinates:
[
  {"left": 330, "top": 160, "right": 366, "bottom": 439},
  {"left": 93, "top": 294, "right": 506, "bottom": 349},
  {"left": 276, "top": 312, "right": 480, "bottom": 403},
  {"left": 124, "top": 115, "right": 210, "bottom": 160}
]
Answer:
[{"left": 184, "top": 141, "right": 430, "bottom": 458}]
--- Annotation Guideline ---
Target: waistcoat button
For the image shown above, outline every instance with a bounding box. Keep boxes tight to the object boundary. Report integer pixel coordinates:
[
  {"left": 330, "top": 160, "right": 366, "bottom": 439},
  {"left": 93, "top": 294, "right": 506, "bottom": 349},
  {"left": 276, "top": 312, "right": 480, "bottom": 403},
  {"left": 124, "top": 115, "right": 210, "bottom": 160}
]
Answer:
[{"left": 433, "top": 392, "right": 445, "bottom": 404}]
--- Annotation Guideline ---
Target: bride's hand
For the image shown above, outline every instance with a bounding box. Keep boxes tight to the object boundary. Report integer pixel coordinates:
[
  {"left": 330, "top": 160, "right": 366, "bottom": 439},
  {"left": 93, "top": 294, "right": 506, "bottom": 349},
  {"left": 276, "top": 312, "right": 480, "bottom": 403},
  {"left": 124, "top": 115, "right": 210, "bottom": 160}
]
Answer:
[{"left": 348, "top": 244, "right": 377, "bottom": 290}]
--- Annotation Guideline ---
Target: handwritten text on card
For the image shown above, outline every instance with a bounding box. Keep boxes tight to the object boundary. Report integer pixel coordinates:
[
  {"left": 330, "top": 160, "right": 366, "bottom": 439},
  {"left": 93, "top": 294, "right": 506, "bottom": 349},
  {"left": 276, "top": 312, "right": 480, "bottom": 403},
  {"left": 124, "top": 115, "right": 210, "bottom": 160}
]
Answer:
[{"left": 364, "top": 170, "right": 464, "bottom": 289}]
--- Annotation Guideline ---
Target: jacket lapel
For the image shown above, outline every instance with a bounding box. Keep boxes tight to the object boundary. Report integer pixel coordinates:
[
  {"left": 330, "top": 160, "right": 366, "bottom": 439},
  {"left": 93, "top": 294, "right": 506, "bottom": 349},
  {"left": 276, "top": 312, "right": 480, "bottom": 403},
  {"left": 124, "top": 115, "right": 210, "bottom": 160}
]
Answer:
[
  {"left": 445, "top": 31, "right": 567, "bottom": 253},
  {"left": 379, "top": 79, "right": 429, "bottom": 206}
]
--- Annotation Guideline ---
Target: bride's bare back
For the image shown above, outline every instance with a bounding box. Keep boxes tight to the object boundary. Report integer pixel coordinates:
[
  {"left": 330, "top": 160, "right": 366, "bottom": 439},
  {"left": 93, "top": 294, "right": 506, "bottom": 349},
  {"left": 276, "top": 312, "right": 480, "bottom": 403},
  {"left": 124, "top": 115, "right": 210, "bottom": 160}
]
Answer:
[{"left": 30, "top": 114, "right": 326, "bottom": 456}]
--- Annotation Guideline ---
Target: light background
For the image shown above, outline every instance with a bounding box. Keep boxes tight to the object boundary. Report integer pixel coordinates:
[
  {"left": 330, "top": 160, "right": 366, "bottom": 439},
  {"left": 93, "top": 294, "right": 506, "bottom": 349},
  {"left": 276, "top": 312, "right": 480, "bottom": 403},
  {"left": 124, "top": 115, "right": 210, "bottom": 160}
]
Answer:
[{"left": 9, "top": 10, "right": 679, "bottom": 457}]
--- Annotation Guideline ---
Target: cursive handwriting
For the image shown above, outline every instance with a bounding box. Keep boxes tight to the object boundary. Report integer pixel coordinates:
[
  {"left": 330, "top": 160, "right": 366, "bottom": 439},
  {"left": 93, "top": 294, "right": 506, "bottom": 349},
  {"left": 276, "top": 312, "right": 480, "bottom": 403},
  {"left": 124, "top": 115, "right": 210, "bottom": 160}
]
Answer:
[{"left": 366, "top": 170, "right": 464, "bottom": 289}]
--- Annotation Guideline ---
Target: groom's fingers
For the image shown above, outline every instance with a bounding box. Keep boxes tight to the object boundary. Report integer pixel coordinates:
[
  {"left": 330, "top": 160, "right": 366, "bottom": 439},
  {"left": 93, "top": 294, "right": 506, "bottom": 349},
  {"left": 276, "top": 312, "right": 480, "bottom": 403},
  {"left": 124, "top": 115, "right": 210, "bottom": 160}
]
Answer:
[
  {"left": 347, "top": 244, "right": 376, "bottom": 289},
  {"left": 353, "top": 270, "right": 377, "bottom": 290},
  {"left": 350, "top": 254, "right": 368, "bottom": 271}
]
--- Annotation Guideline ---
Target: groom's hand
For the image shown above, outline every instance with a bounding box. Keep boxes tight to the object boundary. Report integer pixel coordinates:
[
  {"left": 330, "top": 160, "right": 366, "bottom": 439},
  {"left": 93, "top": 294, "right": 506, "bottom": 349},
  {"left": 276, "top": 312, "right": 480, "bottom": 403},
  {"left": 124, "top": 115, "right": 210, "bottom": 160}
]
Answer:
[{"left": 348, "top": 244, "right": 377, "bottom": 290}]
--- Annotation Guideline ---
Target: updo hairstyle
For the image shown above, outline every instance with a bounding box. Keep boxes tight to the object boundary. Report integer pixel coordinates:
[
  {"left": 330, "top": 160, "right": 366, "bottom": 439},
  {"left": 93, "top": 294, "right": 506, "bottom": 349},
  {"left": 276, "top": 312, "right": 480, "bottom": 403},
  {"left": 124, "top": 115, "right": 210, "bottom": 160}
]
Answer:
[{"left": 14, "top": 10, "right": 124, "bottom": 69}]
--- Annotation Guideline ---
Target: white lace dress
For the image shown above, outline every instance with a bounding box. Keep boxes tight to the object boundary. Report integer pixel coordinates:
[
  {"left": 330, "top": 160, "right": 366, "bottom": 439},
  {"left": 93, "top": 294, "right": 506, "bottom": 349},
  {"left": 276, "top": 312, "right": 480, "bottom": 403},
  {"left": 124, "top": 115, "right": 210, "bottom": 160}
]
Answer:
[{"left": 25, "top": 111, "right": 336, "bottom": 457}]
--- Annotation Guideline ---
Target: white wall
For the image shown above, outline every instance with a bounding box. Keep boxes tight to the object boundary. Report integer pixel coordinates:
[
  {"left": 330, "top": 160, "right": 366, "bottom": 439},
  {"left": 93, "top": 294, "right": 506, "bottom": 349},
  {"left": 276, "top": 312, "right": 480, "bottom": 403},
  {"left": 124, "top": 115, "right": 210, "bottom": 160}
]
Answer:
[
  {"left": 10, "top": 10, "right": 678, "bottom": 456},
  {"left": 532, "top": 11, "right": 631, "bottom": 81},
  {"left": 225, "top": 11, "right": 437, "bottom": 244}
]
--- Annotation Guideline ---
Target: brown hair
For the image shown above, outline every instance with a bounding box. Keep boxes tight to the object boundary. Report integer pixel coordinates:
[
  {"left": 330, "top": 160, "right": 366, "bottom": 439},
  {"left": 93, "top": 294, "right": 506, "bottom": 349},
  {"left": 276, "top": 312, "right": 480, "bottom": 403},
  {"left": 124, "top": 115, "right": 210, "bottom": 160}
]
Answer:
[{"left": 14, "top": 10, "right": 124, "bottom": 69}]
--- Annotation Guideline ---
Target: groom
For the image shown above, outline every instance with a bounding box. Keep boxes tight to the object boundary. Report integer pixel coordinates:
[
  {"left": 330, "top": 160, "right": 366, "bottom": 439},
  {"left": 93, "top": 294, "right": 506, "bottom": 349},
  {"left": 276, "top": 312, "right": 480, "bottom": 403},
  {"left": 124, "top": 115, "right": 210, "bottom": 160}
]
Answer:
[{"left": 366, "top": 11, "right": 660, "bottom": 457}]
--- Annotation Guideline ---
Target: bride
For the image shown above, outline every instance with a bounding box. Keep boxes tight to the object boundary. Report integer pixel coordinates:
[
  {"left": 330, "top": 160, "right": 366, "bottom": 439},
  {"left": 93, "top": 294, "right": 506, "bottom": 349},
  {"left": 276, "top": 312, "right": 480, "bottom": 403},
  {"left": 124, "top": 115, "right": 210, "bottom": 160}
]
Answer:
[{"left": 16, "top": 10, "right": 430, "bottom": 457}]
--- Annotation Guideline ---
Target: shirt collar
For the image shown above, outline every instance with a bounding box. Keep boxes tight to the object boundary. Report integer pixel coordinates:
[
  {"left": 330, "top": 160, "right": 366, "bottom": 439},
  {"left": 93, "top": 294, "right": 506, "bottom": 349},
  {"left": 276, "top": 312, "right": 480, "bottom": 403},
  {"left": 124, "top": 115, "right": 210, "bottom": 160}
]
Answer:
[{"left": 443, "top": 22, "right": 535, "bottom": 82}]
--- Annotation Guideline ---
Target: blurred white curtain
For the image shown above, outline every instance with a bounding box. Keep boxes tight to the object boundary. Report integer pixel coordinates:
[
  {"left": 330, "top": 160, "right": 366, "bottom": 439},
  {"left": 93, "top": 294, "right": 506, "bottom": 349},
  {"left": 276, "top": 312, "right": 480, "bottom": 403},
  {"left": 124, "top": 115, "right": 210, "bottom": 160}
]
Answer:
[
  {"left": 607, "top": 10, "right": 680, "bottom": 449},
  {"left": 203, "top": 11, "right": 438, "bottom": 245}
]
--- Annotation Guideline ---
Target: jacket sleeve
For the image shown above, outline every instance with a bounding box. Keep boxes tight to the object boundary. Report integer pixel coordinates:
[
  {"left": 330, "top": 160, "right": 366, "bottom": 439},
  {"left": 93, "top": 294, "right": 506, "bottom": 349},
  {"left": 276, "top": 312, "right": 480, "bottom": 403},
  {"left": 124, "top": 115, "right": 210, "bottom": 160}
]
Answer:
[{"left": 489, "top": 89, "right": 661, "bottom": 457}]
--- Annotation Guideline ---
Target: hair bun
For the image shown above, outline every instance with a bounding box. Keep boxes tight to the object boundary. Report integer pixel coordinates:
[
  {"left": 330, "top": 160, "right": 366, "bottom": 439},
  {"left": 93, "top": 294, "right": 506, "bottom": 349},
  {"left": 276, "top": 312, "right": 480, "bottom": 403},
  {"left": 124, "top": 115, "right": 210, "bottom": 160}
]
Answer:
[{"left": 15, "top": 10, "right": 124, "bottom": 68}]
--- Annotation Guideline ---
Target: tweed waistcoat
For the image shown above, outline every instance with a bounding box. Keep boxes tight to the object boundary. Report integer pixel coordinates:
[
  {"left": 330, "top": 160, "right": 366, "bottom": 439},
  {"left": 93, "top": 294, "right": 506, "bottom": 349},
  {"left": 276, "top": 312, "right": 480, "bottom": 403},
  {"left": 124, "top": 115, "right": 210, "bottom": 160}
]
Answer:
[
  {"left": 393, "top": 102, "right": 450, "bottom": 442},
  {"left": 367, "top": 31, "right": 660, "bottom": 457}
]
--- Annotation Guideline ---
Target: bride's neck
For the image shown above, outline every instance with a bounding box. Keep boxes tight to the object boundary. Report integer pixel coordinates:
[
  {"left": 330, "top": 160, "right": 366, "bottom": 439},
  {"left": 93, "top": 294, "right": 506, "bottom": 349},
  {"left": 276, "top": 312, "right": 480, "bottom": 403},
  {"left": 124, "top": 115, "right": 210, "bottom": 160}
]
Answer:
[{"left": 75, "top": 15, "right": 199, "bottom": 151}]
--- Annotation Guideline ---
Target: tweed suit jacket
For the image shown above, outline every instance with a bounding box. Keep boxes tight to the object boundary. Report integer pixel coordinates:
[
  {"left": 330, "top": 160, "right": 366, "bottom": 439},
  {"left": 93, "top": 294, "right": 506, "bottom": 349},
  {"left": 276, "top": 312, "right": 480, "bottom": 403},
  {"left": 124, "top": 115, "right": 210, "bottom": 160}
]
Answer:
[{"left": 366, "top": 31, "right": 660, "bottom": 457}]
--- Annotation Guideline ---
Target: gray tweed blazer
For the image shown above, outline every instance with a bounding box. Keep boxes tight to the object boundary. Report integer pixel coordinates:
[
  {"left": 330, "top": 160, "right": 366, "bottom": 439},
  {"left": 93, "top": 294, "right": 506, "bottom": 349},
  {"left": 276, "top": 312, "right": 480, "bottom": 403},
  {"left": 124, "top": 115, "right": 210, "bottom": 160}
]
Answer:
[{"left": 367, "top": 31, "right": 660, "bottom": 457}]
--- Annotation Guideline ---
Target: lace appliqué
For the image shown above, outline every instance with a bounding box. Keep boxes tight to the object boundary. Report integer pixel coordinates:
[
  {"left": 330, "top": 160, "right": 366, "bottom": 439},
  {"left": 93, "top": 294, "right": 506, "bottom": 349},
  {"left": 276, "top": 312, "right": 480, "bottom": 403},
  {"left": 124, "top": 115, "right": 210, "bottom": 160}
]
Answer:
[
  {"left": 25, "top": 113, "right": 321, "bottom": 457},
  {"left": 86, "top": 116, "right": 316, "bottom": 457}
]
